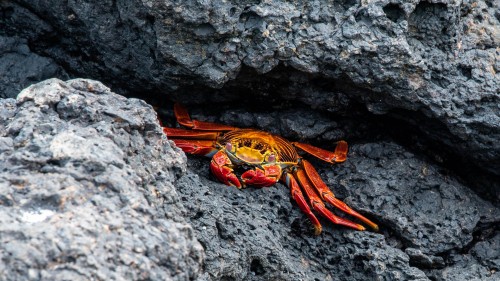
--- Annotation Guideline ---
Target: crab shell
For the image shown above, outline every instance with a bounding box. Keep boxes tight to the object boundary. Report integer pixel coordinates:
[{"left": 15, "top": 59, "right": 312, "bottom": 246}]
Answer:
[{"left": 217, "top": 129, "right": 298, "bottom": 187}]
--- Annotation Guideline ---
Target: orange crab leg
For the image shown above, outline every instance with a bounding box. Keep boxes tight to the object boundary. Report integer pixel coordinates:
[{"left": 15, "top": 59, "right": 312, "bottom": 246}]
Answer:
[
  {"left": 173, "top": 103, "right": 195, "bottom": 127},
  {"left": 282, "top": 173, "right": 322, "bottom": 235},
  {"left": 301, "top": 159, "right": 379, "bottom": 231},
  {"left": 294, "top": 168, "right": 366, "bottom": 232},
  {"left": 292, "top": 140, "right": 348, "bottom": 163},
  {"left": 210, "top": 150, "right": 242, "bottom": 188},
  {"left": 163, "top": 127, "right": 220, "bottom": 140},
  {"left": 163, "top": 127, "right": 220, "bottom": 155},
  {"left": 174, "top": 103, "right": 238, "bottom": 131},
  {"left": 170, "top": 139, "right": 218, "bottom": 156}
]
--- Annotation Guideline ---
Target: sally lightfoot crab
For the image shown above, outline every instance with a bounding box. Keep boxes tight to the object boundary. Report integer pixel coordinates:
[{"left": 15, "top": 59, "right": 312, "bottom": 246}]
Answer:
[{"left": 163, "top": 104, "right": 378, "bottom": 235}]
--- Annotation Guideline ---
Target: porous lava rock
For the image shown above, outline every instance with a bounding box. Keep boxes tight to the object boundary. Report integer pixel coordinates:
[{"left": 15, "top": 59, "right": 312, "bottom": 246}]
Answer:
[
  {"left": 1, "top": 0, "right": 498, "bottom": 176},
  {"left": 174, "top": 111, "right": 500, "bottom": 281},
  {"left": 1, "top": 0, "right": 499, "bottom": 279},
  {"left": 0, "top": 79, "right": 203, "bottom": 281},
  {"left": 1, "top": 78, "right": 499, "bottom": 280}
]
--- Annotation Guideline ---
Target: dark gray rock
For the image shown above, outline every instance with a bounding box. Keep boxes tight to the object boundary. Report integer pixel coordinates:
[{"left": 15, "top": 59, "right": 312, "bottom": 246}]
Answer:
[
  {"left": 427, "top": 231, "right": 500, "bottom": 281},
  {"left": 176, "top": 139, "right": 499, "bottom": 281},
  {"left": 471, "top": 231, "right": 500, "bottom": 271},
  {"left": 1, "top": 0, "right": 499, "bottom": 279},
  {"left": 1, "top": 0, "right": 499, "bottom": 176},
  {"left": 0, "top": 79, "right": 203, "bottom": 281},
  {"left": 0, "top": 36, "right": 68, "bottom": 98},
  {"left": 1, "top": 78, "right": 498, "bottom": 280},
  {"left": 165, "top": 104, "right": 499, "bottom": 280}
]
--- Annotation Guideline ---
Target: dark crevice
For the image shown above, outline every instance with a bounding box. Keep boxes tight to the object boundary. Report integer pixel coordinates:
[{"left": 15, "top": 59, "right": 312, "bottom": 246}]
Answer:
[
  {"left": 140, "top": 65, "right": 499, "bottom": 207},
  {"left": 457, "top": 221, "right": 500, "bottom": 255},
  {"left": 250, "top": 258, "right": 266, "bottom": 275},
  {"left": 415, "top": 222, "right": 500, "bottom": 276},
  {"left": 391, "top": 221, "right": 500, "bottom": 275},
  {"left": 459, "top": 65, "right": 473, "bottom": 79},
  {"left": 383, "top": 3, "right": 405, "bottom": 23}
]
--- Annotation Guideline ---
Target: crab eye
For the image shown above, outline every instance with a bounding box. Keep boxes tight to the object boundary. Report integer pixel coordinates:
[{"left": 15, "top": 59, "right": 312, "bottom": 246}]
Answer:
[
  {"left": 268, "top": 153, "right": 275, "bottom": 162},
  {"left": 225, "top": 142, "right": 233, "bottom": 151}
]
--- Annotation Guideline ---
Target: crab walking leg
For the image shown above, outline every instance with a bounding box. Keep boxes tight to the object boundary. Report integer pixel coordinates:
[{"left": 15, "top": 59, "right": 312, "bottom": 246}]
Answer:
[
  {"left": 163, "top": 127, "right": 220, "bottom": 140},
  {"left": 170, "top": 139, "right": 219, "bottom": 156},
  {"left": 174, "top": 103, "right": 238, "bottom": 131},
  {"left": 292, "top": 140, "right": 348, "bottom": 163},
  {"left": 210, "top": 150, "right": 242, "bottom": 188},
  {"left": 173, "top": 103, "right": 194, "bottom": 127},
  {"left": 163, "top": 128, "right": 220, "bottom": 155},
  {"left": 282, "top": 173, "right": 323, "bottom": 235},
  {"left": 294, "top": 168, "right": 366, "bottom": 231},
  {"left": 301, "top": 159, "right": 379, "bottom": 231}
]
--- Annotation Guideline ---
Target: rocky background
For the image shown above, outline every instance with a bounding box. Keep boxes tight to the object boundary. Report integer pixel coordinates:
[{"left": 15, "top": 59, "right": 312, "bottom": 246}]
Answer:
[{"left": 1, "top": 0, "right": 499, "bottom": 280}]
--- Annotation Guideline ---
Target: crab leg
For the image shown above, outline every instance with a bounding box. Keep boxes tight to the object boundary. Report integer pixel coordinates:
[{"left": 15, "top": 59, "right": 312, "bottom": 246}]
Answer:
[
  {"left": 163, "top": 127, "right": 220, "bottom": 139},
  {"left": 168, "top": 139, "right": 217, "bottom": 156},
  {"left": 162, "top": 127, "right": 220, "bottom": 156},
  {"left": 174, "top": 103, "right": 238, "bottom": 131},
  {"left": 210, "top": 150, "right": 242, "bottom": 188},
  {"left": 292, "top": 140, "right": 348, "bottom": 163},
  {"left": 294, "top": 168, "right": 366, "bottom": 232},
  {"left": 282, "top": 173, "right": 322, "bottom": 235},
  {"left": 301, "top": 159, "right": 379, "bottom": 231}
]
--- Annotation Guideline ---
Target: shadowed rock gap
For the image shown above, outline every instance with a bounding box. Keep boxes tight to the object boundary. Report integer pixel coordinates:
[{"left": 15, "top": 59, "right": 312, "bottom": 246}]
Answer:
[
  {"left": 141, "top": 65, "right": 499, "bottom": 207},
  {"left": 144, "top": 68, "right": 499, "bottom": 279}
]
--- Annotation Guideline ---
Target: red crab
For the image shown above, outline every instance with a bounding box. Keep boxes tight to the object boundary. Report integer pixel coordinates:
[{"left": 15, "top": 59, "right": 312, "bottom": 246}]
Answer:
[{"left": 163, "top": 104, "right": 378, "bottom": 234}]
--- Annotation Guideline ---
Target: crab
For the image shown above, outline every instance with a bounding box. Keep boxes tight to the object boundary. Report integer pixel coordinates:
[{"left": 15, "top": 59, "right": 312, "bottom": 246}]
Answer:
[{"left": 162, "top": 104, "right": 378, "bottom": 234}]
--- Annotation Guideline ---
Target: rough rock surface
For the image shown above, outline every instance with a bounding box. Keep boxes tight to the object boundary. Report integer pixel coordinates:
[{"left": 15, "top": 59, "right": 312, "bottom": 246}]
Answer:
[
  {"left": 1, "top": 0, "right": 499, "bottom": 280},
  {"left": 172, "top": 108, "right": 500, "bottom": 281},
  {"left": 1, "top": 78, "right": 499, "bottom": 280},
  {"left": 0, "top": 79, "right": 203, "bottom": 280},
  {"left": 1, "top": 0, "right": 499, "bottom": 176}
]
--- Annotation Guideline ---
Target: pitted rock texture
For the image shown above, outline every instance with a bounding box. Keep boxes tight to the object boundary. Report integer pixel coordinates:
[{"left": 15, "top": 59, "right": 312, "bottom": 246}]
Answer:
[
  {"left": 156, "top": 102, "right": 499, "bottom": 280},
  {"left": 1, "top": 0, "right": 500, "bottom": 278},
  {"left": 1, "top": 79, "right": 499, "bottom": 280},
  {"left": 1, "top": 0, "right": 499, "bottom": 177},
  {"left": 176, "top": 137, "right": 499, "bottom": 281},
  {"left": 0, "top": 79, "right": 203, "bottom": 281}
]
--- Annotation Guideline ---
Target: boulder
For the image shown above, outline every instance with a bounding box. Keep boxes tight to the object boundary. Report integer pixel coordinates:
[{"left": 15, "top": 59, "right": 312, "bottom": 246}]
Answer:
[{"left": 0, "top": 79, "right": 203, "bottom": 281}]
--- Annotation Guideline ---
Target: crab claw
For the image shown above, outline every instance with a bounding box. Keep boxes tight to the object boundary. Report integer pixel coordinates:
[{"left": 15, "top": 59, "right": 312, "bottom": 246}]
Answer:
[
  {"left": 210, "top": 150, "right": 241, "bottom": 188},
  {"left": 241, "top": 164, "right": 282, "bottom": 187}
]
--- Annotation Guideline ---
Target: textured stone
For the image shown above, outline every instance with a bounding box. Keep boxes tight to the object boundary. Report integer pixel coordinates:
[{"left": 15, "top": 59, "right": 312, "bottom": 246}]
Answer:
[
  {"left": 159, "top": 102, "right": 499, "bottom": 280},
  {"left": 0, "top": 79, "right": 203, "bottom": 281},
  {"left": 176, "top": 139, "right": 499, "bottom": 281},
  {"left": 1, "top": 0, "right": 499, "bottom": 279},
  {"left": 1, "top": 0, "right": 498, "bottom": 175}
]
